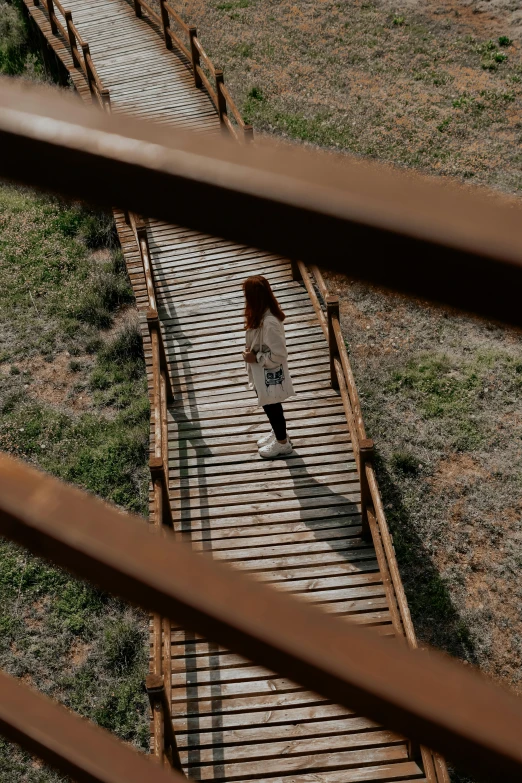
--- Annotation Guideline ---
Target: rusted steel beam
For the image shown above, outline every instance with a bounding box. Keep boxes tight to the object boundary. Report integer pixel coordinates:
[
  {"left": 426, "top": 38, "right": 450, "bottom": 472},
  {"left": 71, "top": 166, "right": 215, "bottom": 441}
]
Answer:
[
  {"left": 0, "top": 669, "right": 184, "bottom": 783},
  {"left": 1, "top": 453, "right": 522, "bottom": 782},
  {"left": 0, "top": 79, "right": 521, "bottom": 327}
]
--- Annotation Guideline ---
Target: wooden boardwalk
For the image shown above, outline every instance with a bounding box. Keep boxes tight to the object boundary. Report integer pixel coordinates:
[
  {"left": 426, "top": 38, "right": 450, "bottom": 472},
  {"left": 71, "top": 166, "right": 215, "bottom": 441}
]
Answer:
[{"left": 23, "top": 1, "right": 430, "bottom": 781}]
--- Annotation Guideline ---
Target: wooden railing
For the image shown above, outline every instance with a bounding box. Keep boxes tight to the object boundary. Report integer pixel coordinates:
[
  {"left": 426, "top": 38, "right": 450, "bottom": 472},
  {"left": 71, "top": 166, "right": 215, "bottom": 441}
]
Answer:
[
  {"left": 295, "top": 261, "right": 450, "bottom": 783},
  {"left": 132, "top": 0, "right": 253, "bottom": 142},
  {"left": 32, "top": 0, "right": 111, "bottom": 110},
  {"left": 2, "top": 453, "right": 522, "bottom": 783},
  {"left": 126, "top": 212, "right": 181, "bottom": 771}
]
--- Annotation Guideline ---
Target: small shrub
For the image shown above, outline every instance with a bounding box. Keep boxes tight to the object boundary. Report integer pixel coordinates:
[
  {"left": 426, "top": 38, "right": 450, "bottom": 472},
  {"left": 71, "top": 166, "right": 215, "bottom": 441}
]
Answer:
[
  {"left": 71, "top": 266, "right": 133, "bottom": 328},
  {"left": 102, "top": 619, "right": 144, "bottom": 673},
  {"left": 217, "top": 0, "right": 249, "bottom": 9},
  {"left": 69, "top": 360, "right": 82, "bottom": 372},
  {"left": 80, "top": 211, "right": 118, "bottom": 250},
  {"left": 54, "top": 580, "right": 106, "bottom": 635},
  {"left": 52, "top": 204, "right": 117, "bottom": 249},
  {"left": 0, "top": 1, "right": 29, "bottom": 75},
  {"left": 391, "top": 451, "right": 420, "bottom": 476},
  {"left": 84, "top": 337, "right": 103, "bottom": 355},
  {"left": 247, "top": 86, "right": 264, "bottom": 101},
  {"left": 498, "top": 36, "right": 512, "bottom": 47},
  {"left": 52, "top": 207, "right": 85, "bottom": 238},
  {"left": 437, "top": 117, "right": 452, "bottom": 133},
  {"left": 234, "top": 42, "right": 253, "bottom": 58},
  {"left": 99, "top": 321, "right": 144, "bottom": 367},
  {"left": 392, "top": 15, "right": 406, "bottom": 26}
]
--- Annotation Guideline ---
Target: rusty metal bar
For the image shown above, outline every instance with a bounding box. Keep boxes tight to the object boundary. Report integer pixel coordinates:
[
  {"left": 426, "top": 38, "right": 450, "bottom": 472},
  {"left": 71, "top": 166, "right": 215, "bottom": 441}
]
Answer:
[
  {"left": 1, "top": 454, "right": 522, "bottom": 781},
  {"left": 1, "top": 80, "right": 522, "bottom": 327},
  {"left": 0, "top": 669, "right": 184, "bottom": 783}
]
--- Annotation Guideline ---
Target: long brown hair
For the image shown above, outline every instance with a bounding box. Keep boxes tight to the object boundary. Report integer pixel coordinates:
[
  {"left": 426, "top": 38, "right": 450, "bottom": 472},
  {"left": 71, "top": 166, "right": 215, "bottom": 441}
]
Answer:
[{"left": 243, "top": 275, "right": 285, "bottom": 330}]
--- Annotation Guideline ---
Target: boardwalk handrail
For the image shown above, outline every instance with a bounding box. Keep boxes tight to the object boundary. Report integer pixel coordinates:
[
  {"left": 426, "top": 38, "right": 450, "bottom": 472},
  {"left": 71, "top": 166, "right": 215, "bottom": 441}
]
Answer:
[
  {"left": 126, "top": 210, "right": 180, "bottom": 770},
  {"left": 296, "top": 261, "right": 449, "bottom": 783},
  {"left": 0, "top": 668, "right": 184, "bottom": 783},
  {"left": 2, "top": 79, "right": 521, "bottom": 327},
  {"left": 32, "top": 0, "right": 110, "bottom": 109},
  {"left": 131, "top": 0, "right": 253, "bottom": 141},
  {"left": 1, "top": 453, "right": 522, "bottom": 782}
]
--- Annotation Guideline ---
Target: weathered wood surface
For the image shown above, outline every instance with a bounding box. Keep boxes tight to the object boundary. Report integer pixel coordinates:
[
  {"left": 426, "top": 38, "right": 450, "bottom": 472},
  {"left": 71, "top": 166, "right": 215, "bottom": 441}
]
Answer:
[{"left": 24, "top": 1, "right": 427, "bottom": 780}]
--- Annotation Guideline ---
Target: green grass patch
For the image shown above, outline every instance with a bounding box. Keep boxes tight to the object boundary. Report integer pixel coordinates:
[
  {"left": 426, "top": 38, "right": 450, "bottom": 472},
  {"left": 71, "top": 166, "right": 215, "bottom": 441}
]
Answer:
[
  {"left": 0, "top": 0, "right": 43, "bottom": 76},
  {"left": 388, "top": 354, "right": 485, "bottom": 450},
  {"left": 0, "top": 175, "right": 149, "bottom": 778},
  {"left": 233, "top": 42, "right": 253, "bottom": 58},
  {"left": 216, "top": 0, "right": 249, "bottom": 10}
]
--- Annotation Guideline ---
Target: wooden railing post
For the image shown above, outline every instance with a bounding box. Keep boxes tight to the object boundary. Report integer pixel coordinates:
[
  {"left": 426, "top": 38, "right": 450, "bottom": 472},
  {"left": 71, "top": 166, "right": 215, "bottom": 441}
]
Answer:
[
  {"left": 291, "top": 259, "right": 301, "bottom": 282},
  {"left": 133, "top": 0, "right": 142, "bottom": 18},
  {"left": 243, "top": 124, "right": 254, "bottom": 142},
  {"left": 359, "top": 438, "right": 374, "bottom": 540},
  {"left": 64, "top": 11, "right": 80, "bottom": 68},
  {"left": 82, "top": 43, "right": 94, "bottom": 95},
  {"left": 326, "top": 295, "right": 340, "bottom": 390},
  {"left": 147, "top": 309, "right": 174, "bottom": 405},
  {"left": 47, "top": 0, "right": 58, "bottom": 34},
  {"left": 101, "top": 88, "right": 111, "bottom": 112},
  {"left": 159, "top": 0, "right": 172, "bottom": 49},
  {"left": 215, "top": 69, "right": 227, "bottom": 126},
  {"left": 150, "top": 454, "right": 172, "bottom": 529},
  {"left": 146, "top": 674, "right": 184, "bottom": 774},
  {"left": 189, "top": 27, "right": 201, "bottom": 87}
]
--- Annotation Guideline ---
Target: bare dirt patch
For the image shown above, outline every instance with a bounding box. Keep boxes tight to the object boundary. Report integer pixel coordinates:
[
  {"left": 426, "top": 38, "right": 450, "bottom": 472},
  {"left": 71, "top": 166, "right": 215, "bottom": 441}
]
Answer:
[{"left": 4, "top": 352, "right": 94, "bottom": 412}]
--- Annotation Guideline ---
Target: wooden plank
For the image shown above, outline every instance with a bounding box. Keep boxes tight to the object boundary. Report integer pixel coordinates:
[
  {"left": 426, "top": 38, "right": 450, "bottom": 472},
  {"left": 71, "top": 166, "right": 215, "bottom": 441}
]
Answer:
[
  {"left": 175, "top": 715, "right": 382, "bottom": 748},
  {"left": 189, "top": 744, "right": 411, "bottom": 779},
  {"left": 180, "top": 728, "right": 405, "bottom": 763}
]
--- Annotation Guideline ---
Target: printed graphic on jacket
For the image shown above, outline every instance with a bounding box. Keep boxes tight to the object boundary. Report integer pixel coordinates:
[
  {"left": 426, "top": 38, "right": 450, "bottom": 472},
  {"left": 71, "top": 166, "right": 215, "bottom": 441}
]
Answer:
[{"left": 264, "top": 365, "right": 285, "bottom": 389}]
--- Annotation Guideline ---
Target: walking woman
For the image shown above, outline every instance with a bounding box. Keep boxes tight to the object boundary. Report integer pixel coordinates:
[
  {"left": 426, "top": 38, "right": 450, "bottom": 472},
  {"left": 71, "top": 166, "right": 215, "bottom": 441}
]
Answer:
[{"left": 242, "top": 275, "right": 295, "bottom": 459}]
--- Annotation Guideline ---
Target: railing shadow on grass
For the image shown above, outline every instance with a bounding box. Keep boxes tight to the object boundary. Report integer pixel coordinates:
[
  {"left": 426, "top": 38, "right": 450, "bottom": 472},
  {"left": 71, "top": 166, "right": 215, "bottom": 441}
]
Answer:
[
  {"left": 371, "top": 453, "right": 480, "bottom": 783},
  {"left": 370, "top": 451, "right": 478, "bottom": 665}
]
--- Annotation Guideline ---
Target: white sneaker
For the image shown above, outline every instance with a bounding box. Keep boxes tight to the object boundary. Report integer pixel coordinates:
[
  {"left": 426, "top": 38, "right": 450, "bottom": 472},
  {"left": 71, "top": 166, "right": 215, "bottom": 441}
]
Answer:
[
  {"left": 259, "top": 439, "right": 293, "bottom": 459},
  {"left": 257, "top": 430, "right": 275, "bottom": 447}
]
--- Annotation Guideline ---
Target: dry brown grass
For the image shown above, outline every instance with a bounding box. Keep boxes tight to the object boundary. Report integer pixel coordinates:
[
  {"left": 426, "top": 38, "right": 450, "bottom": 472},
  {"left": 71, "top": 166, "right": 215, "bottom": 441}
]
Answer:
[{"left": 170, "top": 0, "right": 522, "bottom": 193}]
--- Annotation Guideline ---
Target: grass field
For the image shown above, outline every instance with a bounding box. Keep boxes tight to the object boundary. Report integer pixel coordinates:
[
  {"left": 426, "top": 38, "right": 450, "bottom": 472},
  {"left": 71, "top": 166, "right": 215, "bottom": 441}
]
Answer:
[
  {"left": 175, "top": 0, "right": 522, "bottom": 194},
  {"left": 0, "top": 183, "right": 151, "bottom": 781},
  {"left": 0, "top": 4, "right": 150, "bottom": 777}
]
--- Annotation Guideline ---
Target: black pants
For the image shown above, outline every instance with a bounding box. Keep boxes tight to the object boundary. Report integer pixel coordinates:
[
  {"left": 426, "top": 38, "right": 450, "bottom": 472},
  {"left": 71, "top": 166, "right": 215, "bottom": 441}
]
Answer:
[{"left": 263, "top": 403, "right": 287, "bottom": 441}]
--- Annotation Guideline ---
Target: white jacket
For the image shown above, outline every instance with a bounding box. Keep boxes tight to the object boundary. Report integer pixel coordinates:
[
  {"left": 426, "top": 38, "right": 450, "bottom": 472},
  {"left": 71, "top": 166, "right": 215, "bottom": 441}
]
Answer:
[
  {"left": 246, "top": 311, "right": 288, "bottom": 369},
  {"left": 245, "top": 311, "right": 295, "bottom": 404}
]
